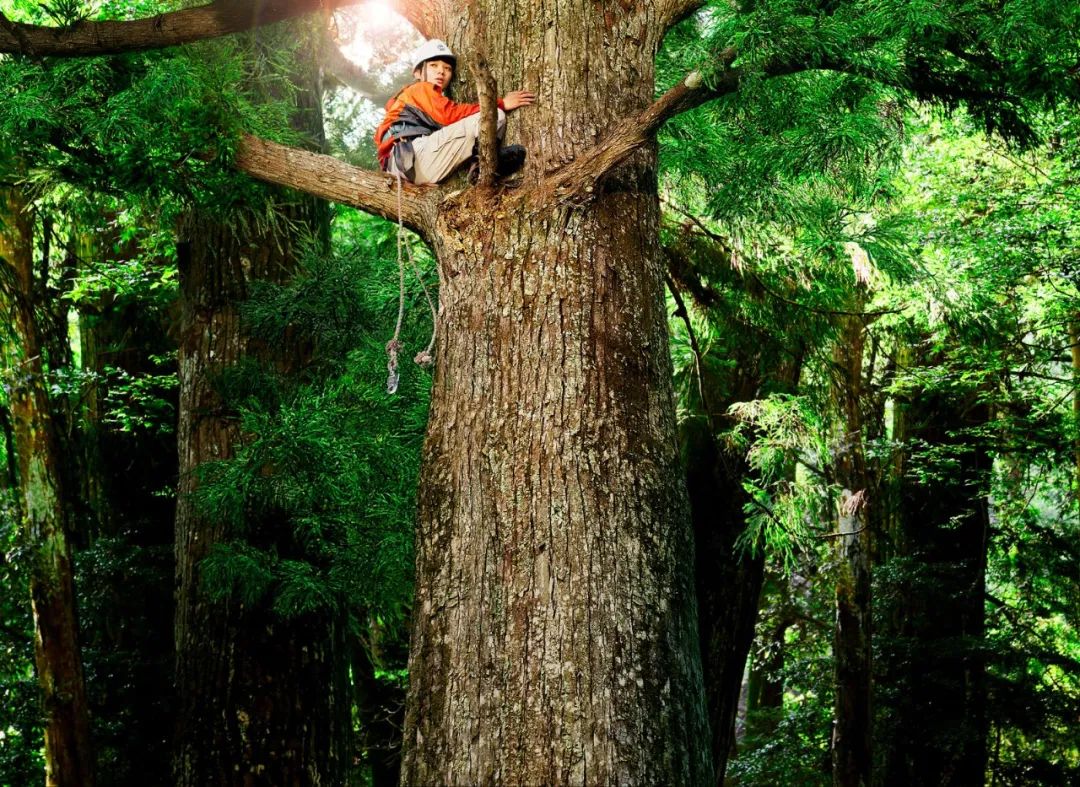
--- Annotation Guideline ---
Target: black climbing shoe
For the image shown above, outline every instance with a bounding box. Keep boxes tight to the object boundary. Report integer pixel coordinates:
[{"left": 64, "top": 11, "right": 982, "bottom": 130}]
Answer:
[{"left": 496, "top": 145, "right": 526, "bottom": 178}]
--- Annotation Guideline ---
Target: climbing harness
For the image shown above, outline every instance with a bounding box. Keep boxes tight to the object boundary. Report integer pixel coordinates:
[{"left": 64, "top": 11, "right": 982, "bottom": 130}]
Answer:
[{"left": 386, "top": 172, "right": 438, "bottom": 395}]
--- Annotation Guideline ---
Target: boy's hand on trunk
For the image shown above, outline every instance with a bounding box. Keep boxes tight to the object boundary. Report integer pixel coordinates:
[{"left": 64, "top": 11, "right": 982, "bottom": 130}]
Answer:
[{"left": 502, "top": 91, "right": 536, "bottom": 111}]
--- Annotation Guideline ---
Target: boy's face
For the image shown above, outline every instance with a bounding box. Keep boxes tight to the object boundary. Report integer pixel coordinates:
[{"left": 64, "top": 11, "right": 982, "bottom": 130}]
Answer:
[{"left": 415, "top": 58, "right": 454, "bottom": 90}]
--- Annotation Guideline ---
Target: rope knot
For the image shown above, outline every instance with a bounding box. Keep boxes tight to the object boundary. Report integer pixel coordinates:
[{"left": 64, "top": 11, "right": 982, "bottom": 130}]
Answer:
[
  {"left": 386, "top": 339, "right": 402, "bottom": 394},
  {"left": 413, "top": 349, "right": 434, "bottom": 368}
]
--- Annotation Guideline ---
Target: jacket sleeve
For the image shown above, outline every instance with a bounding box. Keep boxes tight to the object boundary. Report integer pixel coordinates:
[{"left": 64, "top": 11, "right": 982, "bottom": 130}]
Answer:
[{"left": 412, "top": 83, "right": 505, "bottom": 126}]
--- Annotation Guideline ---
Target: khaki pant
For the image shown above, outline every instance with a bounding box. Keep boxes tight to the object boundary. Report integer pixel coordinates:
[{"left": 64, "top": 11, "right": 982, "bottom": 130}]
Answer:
[{"left": 389, "top": 109, "right": 506, "bottom": 185}]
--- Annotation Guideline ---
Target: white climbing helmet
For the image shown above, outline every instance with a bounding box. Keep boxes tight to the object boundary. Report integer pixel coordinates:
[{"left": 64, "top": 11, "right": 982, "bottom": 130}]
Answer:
[{"left": 411, "top": 39, "right": 456, "bottom": 72}]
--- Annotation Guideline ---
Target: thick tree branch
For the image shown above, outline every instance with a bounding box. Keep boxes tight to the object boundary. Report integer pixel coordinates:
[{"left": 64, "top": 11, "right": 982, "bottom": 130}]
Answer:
[
  {"left": 233, "top": 134, "right": 433, "bottom": 233},
  {"left": 547, "top": 39, "right": 1017, "bottom": 197},
  {"left": 320, "top": 29, "right": 388, "bottom": 100},
  {"left": 385, "top": 0, "right": 442, "bottom": 41},
  {"left": 0, "top": 0, "right": 360, "bottom": 56},
  {"left": 544, "top": 50, "right": 743, "bottom": 195},
  {"left": 658, "top": 0, "right": 707, "bottom": 35},
  {"left": 472, "top": 52, "right": 499, "bottom": 188}
]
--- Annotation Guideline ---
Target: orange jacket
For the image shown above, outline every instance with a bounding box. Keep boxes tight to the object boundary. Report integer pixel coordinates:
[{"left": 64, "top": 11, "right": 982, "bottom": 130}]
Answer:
[{"left": 374, "top": 82, "right": 502, "bottom": 168}]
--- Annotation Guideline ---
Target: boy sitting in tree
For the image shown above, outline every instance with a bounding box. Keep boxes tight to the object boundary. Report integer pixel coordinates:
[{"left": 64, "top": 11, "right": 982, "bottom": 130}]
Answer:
[{"left": 375, "top": 39, "right": 536, "bottom": 184}]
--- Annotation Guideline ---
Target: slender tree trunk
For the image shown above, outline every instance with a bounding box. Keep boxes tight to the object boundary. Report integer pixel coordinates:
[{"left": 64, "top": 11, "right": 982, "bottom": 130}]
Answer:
[
  {"left": 0, "top": 186, "right": 94, "bottom": 786},
  {"left": 1070, "top": 321, "right": 1080, "bottom": 495},
  {"left": 71, "top": 227, "right": 113, "bottom": 539},
  {"left": 684, "top": 417, "right": 766, "bottom": 784},
  {"left": 0, "top": 400, "right": 18, "bottom": 493},
  {"left": 831, "top": 315, "right": 872, "bottom": 787},
  {"left": 746, "top": 614, "right": 787, "bottom": 730},
  {"left": 39, "top": 227, "right": 101, "bottom": 550},
  {"left": 353, "top": 626, "right": 405, "bottom": 787},
  {"left": 401, "top": 6, "right": 711, "bottom": 783},
  {"left": 172, "top": 27, "right": 347, "bottom": 785},
  {"left": 878, "top": 350, "right": 990, "bottom": 787}
]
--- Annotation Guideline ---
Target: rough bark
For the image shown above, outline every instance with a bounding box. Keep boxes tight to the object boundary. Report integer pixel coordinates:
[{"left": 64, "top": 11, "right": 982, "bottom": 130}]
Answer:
[
  {"left": 877, "top": 350, "right": 990, "bottom": 787},
  {"left": 471, "top": 51, "right": 499, "bottom": 188},
  {"left": 399, "top": 4, "right": 711, "bottom": 784},
  {"left": 234, "top": 134, "right": 433, "bottom": 230},
  {"left": 172, "top": 28, "right": 348, "bottom": 785},
  {"left": 831, "top": 314, "right": 873, "bottom": 787},
  {"left": 0, "top": 185, "right": 95, "bottom": 787}
]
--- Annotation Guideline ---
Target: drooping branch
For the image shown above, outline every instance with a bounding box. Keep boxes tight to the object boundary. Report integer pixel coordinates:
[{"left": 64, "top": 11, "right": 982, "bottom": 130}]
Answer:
[
  {"left": 0, "top": 0, "right": 361, "bottom": 56},
  {"left": 233, "top": 134, "right": 434, "bottom": 233}
]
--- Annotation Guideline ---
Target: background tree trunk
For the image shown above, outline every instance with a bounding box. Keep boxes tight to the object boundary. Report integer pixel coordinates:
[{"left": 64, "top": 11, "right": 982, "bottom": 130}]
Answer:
[
  {"left": 830, "top": 314, "right": 873, "bottom": 787},
  {"left": 171, "top": 27, "right": 348, "bottom": 785},
  {"left": 1070, "top": 321, "right": 1080, "bottom": 494},
  {"left": 353, "top": 624, "right": 406, "bottom": 787},
  {"left": 70, "top": 226, "right": 112, "bottom": 540},
  {"left": 172, "top": 208, "right": 348, "bottom": 785},
  {"left": 401, "top": 5, "right": 711, "bottom": 782},
  {"left": 685, "top": 418, "right": 766, "bottom": 784},
  {"left": 0, "top": 185, "right": 95, "bottom": 787},
  {"left": 877, "top": 351, "right": 990, "bottom": 786}
]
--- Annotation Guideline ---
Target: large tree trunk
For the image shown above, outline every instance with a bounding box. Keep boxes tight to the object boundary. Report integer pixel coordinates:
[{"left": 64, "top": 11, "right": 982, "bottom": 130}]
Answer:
[
  {"left": 171, "top": 27, "right": 348, "bottom": 785},
  {"left": 400, "top": 4, "right": 711, "bottom": 783},
  {"left": 877, "top": 354, "right": 990, "bottom": 787},
  {"left": 0, "top": 186, "right": 95, "bottom": 786}
]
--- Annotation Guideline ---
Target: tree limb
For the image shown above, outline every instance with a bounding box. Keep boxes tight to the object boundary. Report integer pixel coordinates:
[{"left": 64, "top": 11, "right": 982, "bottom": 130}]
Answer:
[
  {"left": 658, "top": 0, "right": 707, "bottom": 35},
  {"left": 320, "top": 28, "right": 390, "bottom": 101},
  {"left": 233, "top": 134, "right": 434, "bottom": 233},
  {"left": 544, "top": 49, "right": 744, "bottom": 195},
  {"left": 664, "top": 269, "right": 714, "bottom": 430},
  {"left": 383, "top": 0, "right": 442, "bottom": 41},
  {"left": 545, "top": 40, "right": 1023, "bottom": 198},
  {"left": 0, "top": 0, "right": 361, "bottom": 57},
  {"left": 471, "top": 52, "right": 499, "bottom": 188}
]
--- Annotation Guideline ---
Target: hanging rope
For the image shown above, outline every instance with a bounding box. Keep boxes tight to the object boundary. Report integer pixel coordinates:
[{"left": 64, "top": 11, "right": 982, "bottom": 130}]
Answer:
[
  {"left": 386, "top": 172, "right": 439, "bottom": 394},
  {"left": 385, "top": 173, "right": 407, "bottom": 394}
]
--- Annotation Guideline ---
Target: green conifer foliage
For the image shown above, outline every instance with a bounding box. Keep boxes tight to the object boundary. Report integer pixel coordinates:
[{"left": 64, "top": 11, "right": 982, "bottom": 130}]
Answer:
[{"left": 192, "top": 213, "right": 429, "bottom": 623}]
